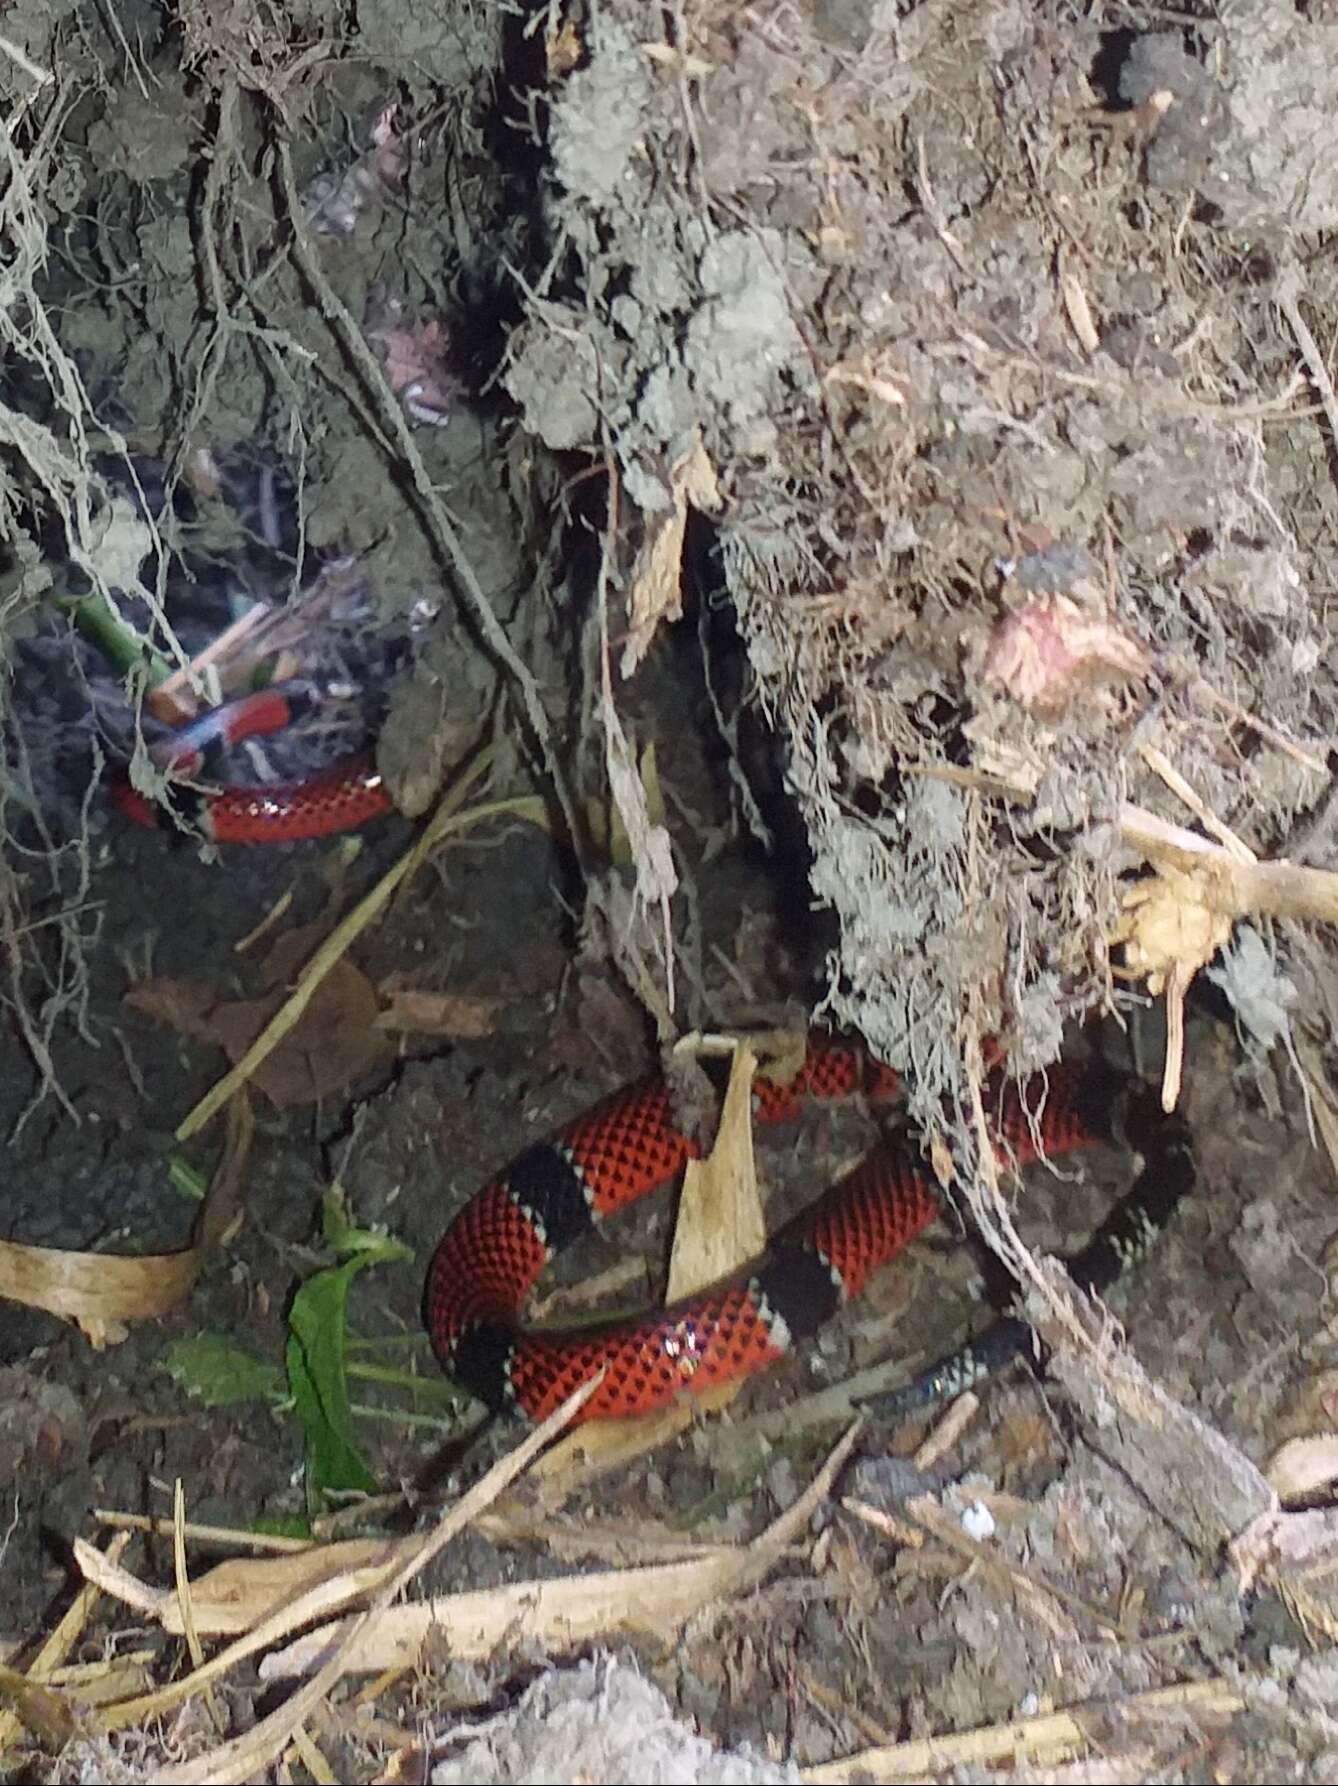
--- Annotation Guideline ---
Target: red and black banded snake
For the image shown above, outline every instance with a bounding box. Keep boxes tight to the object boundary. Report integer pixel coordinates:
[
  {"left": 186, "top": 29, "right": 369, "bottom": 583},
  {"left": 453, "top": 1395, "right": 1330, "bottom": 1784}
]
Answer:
[
  {"left": 115, "top": 687, "right": 1195, "bottom": 1425},
  {"left": 423, "top": 1040, "right": 1194, "bottom": 1426},
  {"left": 111, "top": 679, "right": 393, "bottom": 844}
]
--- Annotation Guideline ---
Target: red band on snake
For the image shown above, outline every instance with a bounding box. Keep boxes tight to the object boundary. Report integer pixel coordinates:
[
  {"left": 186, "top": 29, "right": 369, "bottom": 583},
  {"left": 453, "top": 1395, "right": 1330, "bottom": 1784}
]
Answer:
[
  {"left": 111, "top": 680, "right": 393, "bottom": 843},
  {"left": 423, "top": 1039, "right": 1159, "bottom": 1427}
]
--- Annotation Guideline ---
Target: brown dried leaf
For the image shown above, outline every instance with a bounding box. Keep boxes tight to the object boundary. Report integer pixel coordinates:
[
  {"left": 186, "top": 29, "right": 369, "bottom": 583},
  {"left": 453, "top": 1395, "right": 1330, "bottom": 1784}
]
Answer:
[
  {"left": 373, "top": 988, "right": 499, "bottom": 1038},
  {"left": 123, "top": 978, "right": 217, "bottom": 1043},
  {"left": 621, "top": 436, "right": 722, "bottom": 676},
  {"left": 129, "top": 928, "right": 390, "bottom": 1110},
  {"left": 205, "top": 958, "right": 387, "bottom": 1108},
  {"left": 0, "top": 1093, "right": 252, "bottom": 1336}
]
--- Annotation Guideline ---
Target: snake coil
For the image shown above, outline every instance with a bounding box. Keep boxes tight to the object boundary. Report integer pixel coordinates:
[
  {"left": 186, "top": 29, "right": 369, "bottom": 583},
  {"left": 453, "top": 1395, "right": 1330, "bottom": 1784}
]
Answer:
[{"left": 423, "top": 1042, "right": 1194, "bottom": 1426}]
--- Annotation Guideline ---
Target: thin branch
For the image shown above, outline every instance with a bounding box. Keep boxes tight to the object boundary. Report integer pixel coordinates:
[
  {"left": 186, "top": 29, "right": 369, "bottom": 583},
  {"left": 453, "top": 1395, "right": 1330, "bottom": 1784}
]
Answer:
[{"left": 272, "top": 132, "right": 587, "bottom": 872}]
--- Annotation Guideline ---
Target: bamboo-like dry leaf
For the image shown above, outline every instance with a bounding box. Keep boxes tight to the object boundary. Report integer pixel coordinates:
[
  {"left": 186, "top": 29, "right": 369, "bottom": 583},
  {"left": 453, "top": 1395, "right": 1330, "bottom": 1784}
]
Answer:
[
  {"left": 668, "top": 1038, "right": 764, "bottom": 1301},
  {"left": 264, "top": 1420, "right": 861, "bottom": 1681},
  {"left": 0, "top": 1094, "right": 252, "bottom": 1338},
  {"left": 621, "top": 436, "right": 722, "bottom": 676}
]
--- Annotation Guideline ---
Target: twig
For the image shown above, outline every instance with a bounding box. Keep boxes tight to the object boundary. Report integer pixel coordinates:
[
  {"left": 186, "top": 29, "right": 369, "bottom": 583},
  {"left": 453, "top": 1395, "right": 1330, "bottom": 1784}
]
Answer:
[
  {"left": 0, "top": 34, "right": 52, "bottom": 87},
  {"left": 1161, "top": 955, "right": 1191, "bottom": 1111},
  {"left": 1187, "top": 672, "right": 1327, "bottom": 775},
  {"left": 1137, "top": 741, "right": 1255, "bottom": 863},
  {"left": 272, "top": 135, "right": 587, "bottom": 873},
  {"left": 910, "top": 1391, "right": 979, "bottom": 1471},
  {"left": 1119, "top": 803, "right": 1338, "bottom": 925},
  {"left": 1276, "top": 258, "right": 1338, "bottom": 461},
  {"left": 155, "top": 604, "right": 272, "bottom": 706},
  {"left": 800, "top": 1676, "right": 1243, "bottom": 1783}
]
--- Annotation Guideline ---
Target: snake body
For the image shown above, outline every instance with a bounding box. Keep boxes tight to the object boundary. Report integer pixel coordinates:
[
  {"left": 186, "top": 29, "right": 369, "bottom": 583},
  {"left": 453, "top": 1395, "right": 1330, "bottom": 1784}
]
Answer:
[
  {"left": 424, "top": 1041, "right": 1193, "bottom": 1426},
  {"left": 111, "top": 680, "right": 393, "bottom": 843},
  {"left": 115, "top": 693, "right": 1194, "bottom": 1424}
]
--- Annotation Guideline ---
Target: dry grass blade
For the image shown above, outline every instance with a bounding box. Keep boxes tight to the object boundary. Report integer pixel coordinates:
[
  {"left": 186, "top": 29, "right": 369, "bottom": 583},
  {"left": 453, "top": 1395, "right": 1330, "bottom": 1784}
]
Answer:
[
  {"left": 94, "top": 1510, "right": 318, "bottom": 1555},
  {"left": 79, "top": 1374, "right": 603, "bottom": 1784},
  {"left": 264, "top": 1418, "right": 865, "bottom": 1681},
  {"left": 799, "top": 1677, "right": 1243, "bottom": 1782},
  {"left": 175, "top": 751, "right": 519, "bottom": 1139}
]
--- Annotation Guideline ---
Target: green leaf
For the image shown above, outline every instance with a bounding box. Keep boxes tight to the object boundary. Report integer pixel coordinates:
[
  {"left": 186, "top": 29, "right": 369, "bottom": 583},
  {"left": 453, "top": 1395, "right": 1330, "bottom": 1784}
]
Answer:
[
  {"left": 249, "top": 1514, "right": 314, "bottom": 1541},
  {"left": 161, "top": 1334, "right": 286, "bottom": 1409},
  {"left": 167, "top": 1156, "right": 209, "bottom": 1203},
  {"left": 321, "top": 1187, "right": 413, "bottom": 1262},
  {"left": 286, "top": 1256, "right": 379, "bottom": 1503}
]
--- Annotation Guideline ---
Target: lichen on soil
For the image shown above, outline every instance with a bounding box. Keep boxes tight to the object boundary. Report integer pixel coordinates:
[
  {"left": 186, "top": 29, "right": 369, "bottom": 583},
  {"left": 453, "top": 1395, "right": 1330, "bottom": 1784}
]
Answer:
[{"left": 4, "top": 1, "right": 1338, "bottom": 1781}]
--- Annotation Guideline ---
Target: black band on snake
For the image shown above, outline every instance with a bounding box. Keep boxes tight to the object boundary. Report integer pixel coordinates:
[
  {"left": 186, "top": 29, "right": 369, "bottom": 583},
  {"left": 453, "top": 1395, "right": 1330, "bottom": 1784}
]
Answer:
[{"left": 859, "top": 1082, "right": 1196, "bottom": 1425}]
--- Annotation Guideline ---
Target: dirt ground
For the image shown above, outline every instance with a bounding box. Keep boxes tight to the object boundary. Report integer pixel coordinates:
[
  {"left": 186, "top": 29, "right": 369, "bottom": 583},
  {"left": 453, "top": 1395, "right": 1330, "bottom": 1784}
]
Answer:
[{"left": 5, "top": 2, "right": 1338, "bottom": 1782}]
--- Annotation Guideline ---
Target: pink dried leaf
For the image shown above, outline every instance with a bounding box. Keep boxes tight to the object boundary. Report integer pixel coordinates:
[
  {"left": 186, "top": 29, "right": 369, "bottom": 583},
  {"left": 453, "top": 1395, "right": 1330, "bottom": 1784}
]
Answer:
[
  {"left": 977, "top": 594, "right": 1152, "bottom": 715},
  {"left": 367, "top": 317, "right": 454, "bottom": 426}
]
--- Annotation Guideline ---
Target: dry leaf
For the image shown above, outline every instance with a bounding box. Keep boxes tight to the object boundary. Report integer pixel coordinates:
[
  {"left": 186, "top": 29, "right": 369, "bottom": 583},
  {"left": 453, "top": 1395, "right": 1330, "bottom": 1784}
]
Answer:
[
  {"left": 366, "top": 315, "right": 454, "bottom": 426},
  {"left": 124, "top": 978, "right": 216, "bottom": 1041},
  {"left": 129, "top": 926, "right": 390, "bottom": 1109},
  {"left": 546, "top": 16, "right": 582, "bottom": 77},
  {"left": 668, "top": 1039, "right": 764, "bottom": 1302},
  {"left": 207, "top": 965, "right": 387, "bottom": 1107},
  {"left": 0, "top": 1095, "right": 252, "bottom": 1336},
  {"left": 621, "top": 436, "right": 722, "bottom": 676},
  {"left": 373, "top": 987, "right": 498, "bottom": 1038},
  {"left": 976, "top": 593, "right": 1151, "bottom": 715}
]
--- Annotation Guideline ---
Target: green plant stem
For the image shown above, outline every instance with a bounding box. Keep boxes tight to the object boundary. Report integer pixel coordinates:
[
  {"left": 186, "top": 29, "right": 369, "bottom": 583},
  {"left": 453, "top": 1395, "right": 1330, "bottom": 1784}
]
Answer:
[
  {"left": 349, "top": 1401, "right": 480, "bottom": 1435},
  {"left": 344, "top": 1360, "right": 461, "bottom": 1401},
  {"left": 56, "top": 592, "right": 173, "bottom": 685}
]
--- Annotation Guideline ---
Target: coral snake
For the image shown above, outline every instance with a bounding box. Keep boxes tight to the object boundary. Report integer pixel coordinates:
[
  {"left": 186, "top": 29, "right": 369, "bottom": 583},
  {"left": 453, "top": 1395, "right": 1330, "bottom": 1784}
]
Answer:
[
  {"left": 424, "top": 1041, "right": 1194, "bottom": 1426},
  {"left": 115, "top": 686, "right": 1195, "bottom": 1425},
  {"left": 111, "top": 678, "right": 392, "bottom": 844}
]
